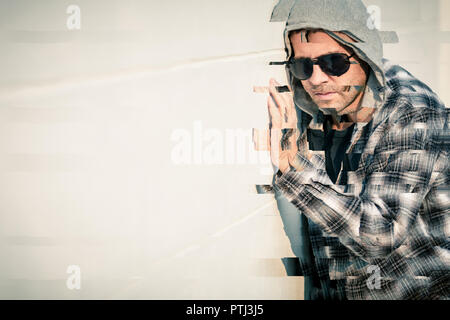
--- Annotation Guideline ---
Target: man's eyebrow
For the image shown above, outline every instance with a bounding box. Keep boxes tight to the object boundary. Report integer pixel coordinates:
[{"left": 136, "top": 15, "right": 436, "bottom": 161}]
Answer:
[{"left": 293, "top": 50, "right": 345, "bottom": 59}]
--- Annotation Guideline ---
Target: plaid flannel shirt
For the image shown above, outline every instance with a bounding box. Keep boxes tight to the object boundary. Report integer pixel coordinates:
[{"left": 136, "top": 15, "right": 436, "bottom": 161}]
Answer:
[{"left": 273, "top": 59, "right": 450, "bottom": 300}]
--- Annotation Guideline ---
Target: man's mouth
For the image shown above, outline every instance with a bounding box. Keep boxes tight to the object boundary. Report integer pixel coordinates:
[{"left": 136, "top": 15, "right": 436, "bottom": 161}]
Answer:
[{"left": 313, "top": 92, "right": 337, "bottom": 100}]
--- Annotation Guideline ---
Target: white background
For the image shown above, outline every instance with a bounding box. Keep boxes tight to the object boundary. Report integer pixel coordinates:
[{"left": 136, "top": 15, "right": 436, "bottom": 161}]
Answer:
[{"left": 0, "top": 0, "right": 448, "bottom": 299}]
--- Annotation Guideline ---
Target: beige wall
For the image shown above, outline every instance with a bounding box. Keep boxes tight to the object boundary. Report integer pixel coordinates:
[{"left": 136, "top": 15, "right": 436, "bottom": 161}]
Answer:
[{"left": 0, "top": 0, "right": 447, "bottom": 299}]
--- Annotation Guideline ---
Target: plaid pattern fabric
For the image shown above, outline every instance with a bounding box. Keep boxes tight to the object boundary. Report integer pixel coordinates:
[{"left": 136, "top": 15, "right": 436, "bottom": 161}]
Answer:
[{"left": 273, "top": 59, "right": 450, "bottom": 300}]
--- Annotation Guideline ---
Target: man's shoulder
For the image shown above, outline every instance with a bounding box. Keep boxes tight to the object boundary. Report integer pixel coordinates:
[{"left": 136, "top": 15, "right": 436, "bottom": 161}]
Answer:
[{"left": 378, "top": 59, "right": 448, "bottom": 128}]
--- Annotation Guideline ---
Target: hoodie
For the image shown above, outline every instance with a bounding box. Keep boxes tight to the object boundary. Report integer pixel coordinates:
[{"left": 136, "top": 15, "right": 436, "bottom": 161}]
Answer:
[{"left": 271, "top": 0, "right": 389, "bottom": 121}]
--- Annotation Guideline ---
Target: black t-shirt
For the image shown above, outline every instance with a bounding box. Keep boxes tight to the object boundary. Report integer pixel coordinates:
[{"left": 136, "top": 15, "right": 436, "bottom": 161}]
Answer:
[{"left": 306, "top": 115, "right": 357, "bottom": 184}]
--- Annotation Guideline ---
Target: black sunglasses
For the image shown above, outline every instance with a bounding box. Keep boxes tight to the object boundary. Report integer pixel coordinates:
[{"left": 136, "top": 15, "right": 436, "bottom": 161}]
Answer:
[{"left": 271, "top": 53, "right": 358, "bottom": 80}]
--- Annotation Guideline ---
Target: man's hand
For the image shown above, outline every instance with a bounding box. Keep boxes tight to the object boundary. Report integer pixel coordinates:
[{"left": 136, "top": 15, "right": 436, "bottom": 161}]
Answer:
[{"left": 267, "top": 78, "right": 299, "bottom": 173}]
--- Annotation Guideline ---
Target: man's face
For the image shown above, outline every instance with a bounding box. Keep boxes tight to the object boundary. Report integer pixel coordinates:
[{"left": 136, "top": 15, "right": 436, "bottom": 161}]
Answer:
[{"left": 289, "top": 30, "right": 368, "bottom": 116}]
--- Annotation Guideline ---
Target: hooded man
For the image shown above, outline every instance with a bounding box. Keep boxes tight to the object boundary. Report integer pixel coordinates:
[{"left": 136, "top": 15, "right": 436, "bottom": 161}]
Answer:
[{"left": 265, "top": 0, "right": 449, "bottom": 300}]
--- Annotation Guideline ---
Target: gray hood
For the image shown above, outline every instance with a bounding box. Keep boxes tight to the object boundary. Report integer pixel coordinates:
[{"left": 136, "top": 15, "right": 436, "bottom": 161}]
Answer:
[{"left": 270, "top": 0, "right": 391, "bottom": 122}]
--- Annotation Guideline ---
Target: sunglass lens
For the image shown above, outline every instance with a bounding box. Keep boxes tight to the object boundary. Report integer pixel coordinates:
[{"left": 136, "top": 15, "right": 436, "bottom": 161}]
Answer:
[
  {"left": 291, "top": 58, "right": 313, "bottom": 80},
  {"left": 320, "top": 54, "right": 350, "bottom": 77}
]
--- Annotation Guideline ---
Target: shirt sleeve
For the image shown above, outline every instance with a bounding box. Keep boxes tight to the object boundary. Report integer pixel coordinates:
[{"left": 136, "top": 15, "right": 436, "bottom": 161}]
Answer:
[{"left": 273, "top": 104, "right": 448, "bottom": 261}]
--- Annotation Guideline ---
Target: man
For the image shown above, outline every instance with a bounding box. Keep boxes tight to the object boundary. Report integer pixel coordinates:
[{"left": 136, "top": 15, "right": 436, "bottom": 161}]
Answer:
[{"left": 265, "top": 0, "right": 449, "bottom": 300}]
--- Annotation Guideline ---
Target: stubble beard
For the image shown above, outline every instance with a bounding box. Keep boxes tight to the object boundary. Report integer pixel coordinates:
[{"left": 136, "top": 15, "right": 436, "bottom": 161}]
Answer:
[{"left": 309, "top": 87, "right": 363, "bottom": 117}]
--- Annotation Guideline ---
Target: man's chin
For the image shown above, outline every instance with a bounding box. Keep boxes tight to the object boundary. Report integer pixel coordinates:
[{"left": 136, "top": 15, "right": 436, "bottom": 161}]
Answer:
[{"left": 315, "top": 101, "right": 343, "bottom": 115}]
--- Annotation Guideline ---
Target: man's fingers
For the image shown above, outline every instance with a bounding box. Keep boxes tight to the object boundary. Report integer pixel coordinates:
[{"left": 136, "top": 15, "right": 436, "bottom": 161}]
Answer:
[
  {"left": 268, "top": 95, "right": 282, "bottom": 128},
  {"left": 279, "top": 81, "right": 296, "bottom": 123},
  {"left": 269, "top": 79, "right": 287, "bottom": 123},
  {"left": 269, "top": 78, "right": 298, "bottom": 128},
  {"left": 288, "top": 99, "right": 296, "bottom": 123},
  {"left": 252, "top": 128, "right": 270, "bottom": 151},
  {"left": 269, "top": 129, "right": 282, "bottom": 167},
  {"left": 271, "top": 78, "right": 293, "bottom": 106}
]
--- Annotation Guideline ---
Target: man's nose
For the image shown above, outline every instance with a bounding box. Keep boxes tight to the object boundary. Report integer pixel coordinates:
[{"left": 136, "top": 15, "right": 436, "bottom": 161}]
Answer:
[{"left": 307, "top": 64, "right": 329, "bottom": 86}]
